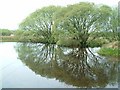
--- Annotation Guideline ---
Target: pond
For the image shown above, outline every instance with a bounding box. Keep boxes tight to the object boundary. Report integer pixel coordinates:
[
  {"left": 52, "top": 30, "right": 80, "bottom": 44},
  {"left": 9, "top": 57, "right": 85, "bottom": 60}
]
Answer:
[{"left": 0, "top": 42, "right": 119, "bottom": 88}]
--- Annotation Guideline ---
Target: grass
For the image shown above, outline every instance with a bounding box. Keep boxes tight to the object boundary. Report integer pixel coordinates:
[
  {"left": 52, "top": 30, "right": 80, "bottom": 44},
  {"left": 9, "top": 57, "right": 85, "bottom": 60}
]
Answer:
[{"left": 98, "top": 48, "right": 120, "bottom": 57}]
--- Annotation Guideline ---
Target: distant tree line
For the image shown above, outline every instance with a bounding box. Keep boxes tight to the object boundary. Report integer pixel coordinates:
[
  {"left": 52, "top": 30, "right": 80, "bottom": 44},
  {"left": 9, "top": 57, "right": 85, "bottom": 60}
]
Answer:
[{"left": 0, "top": 29, "right": 14, "bottom": 36}]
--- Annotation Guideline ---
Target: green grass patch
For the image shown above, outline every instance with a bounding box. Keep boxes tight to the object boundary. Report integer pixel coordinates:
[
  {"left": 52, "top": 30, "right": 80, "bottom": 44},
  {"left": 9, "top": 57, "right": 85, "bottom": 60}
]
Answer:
[{"left": 98, "top": 48, "right": 120, "bottom": 57}]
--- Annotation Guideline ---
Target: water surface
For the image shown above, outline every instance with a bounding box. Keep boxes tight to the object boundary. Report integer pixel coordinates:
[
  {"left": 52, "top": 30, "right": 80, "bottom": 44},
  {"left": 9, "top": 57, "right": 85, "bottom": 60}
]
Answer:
[{"left": 0, "top": 42, "right": 119, "bottom": 88}]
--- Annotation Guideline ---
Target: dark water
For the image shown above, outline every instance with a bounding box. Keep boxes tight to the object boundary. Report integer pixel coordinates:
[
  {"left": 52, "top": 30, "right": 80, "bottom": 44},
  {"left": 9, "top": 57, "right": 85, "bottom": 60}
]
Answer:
[{"left": 0, "top": 42, "right": 119, "bottom": 88}]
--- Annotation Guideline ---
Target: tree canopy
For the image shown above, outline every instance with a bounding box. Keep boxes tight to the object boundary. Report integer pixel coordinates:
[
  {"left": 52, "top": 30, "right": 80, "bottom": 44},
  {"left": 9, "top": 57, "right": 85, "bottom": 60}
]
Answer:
[
  {"left": 19, "top": 6, "right": 61, "bottom": 43},
  {"left": 53, "top": 2, "right": 112, "bottom": 47},
  {"left": 18, "top": 2, "right": 118, "bottom": 47}
]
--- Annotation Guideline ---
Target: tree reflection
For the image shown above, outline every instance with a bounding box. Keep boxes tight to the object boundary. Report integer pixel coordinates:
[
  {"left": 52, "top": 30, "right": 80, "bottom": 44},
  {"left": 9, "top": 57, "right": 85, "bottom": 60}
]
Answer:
[{"left": 15, "top": 43, "right": 119, "bottom": 88}]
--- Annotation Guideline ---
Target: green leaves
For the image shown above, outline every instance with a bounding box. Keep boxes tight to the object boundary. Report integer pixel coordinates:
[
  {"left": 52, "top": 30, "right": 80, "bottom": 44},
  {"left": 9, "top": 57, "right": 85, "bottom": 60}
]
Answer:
[
  {"left": 18, "top": 2, "right": 117, "bottom": 46},
  {"left": 53, "top": 2, "right": 117, "bottom": 47},
  {"left": 19, "top": 6, "right": 61, "bottom": 43},
  {"left": 0, "top": 29, "right": 13, "bottom": 36},
  {"left": 53, "top": 2, "right": 101, "bottom": 47},
  {"left": 20, "top": 6, "right": 61, "bottom": 31}
]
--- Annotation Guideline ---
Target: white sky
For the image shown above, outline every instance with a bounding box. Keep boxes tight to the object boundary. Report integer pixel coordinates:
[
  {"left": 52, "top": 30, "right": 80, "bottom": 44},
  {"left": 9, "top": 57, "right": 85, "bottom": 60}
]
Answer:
[{"left": 0, "top": 0, "right": 119, "bottom": 30}]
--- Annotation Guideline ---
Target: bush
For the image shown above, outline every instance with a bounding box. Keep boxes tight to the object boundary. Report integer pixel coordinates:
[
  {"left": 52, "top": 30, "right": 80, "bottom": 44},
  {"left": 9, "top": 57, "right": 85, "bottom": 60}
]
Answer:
[
  {"left": 56, "top": 37, "right": 80, "bottom": 47},
  {"left": 87, "top": 37, "right": 109, "bottom": 47}
]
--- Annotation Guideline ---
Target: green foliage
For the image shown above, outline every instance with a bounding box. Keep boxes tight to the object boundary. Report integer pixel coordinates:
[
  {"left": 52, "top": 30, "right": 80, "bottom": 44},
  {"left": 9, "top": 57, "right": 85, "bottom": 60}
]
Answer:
[
  {"left": 87, "top": 37, "right": 109, "bottom": 47},
  {"left": 17, "top": 2, "right": 118, "bottom": 47},
  {"left": 0, "top": 29, "right": 13, "bottom": 36},
  {"left": 0, "top": 36, "right": 18, "bottom": 42},
  {"left": 14, "top": 30, "right": 24, "bottom": 36},
  {"left": 19, "top": 6, "right": 61, "bottom": 43},
  {"left": 98, "top": 48, "right": 119, "bottom": 57},
  {"left": 109, "top": 8, "right": 118, "bottom": 41},
  {"left": 56, "top": 37, "right": 80, "bottom": 47},
  {"left": 89, "top": 31, "right": 119, "bottom": 42},
  {"left": 53, "top": 2, "right": 113, "bottom": 47}
]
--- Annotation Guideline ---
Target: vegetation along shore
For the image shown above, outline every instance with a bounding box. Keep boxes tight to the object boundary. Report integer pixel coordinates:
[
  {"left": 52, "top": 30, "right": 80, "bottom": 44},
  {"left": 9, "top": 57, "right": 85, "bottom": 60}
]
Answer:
[{"left": 0, "top": 2, "right": 119, "bottom": 57}]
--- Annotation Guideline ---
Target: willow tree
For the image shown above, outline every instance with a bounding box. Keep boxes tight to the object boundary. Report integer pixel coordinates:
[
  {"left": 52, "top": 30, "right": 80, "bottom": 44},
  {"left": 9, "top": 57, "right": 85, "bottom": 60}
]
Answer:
[
  {"left": 53, "top": 2, "right": 112, "bottom": 48},
  {"left": 109, "top": 8, "right": 118, "bottom": 41},
  {"left": 19, "top": 6, "right": 61, "bottom": 43}
]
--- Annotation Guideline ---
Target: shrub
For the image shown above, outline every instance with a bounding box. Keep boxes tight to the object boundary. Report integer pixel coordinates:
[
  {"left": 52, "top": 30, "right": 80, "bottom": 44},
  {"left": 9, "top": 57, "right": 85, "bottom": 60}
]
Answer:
[
  {"left": 57, "top": 37, "right": 80, "bottom": 47},
  {"left": 87, "top": 37, "right": 109, "bottom": 47}
]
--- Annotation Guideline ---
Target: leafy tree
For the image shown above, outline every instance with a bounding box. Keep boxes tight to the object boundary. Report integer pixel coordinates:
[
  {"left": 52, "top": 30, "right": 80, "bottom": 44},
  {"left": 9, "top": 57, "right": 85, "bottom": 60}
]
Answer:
[
  {"left": 95, "top": 7, "right": 118, "bottom": 41},
  {"left": 109, "top": 8, "right": 118, "bottom": 41},
  {"left": 19, "top": 6, "right": 61, "bottom": 43},
  {"left": 53, "top": 2, "right": 112, "bottom": 48}
]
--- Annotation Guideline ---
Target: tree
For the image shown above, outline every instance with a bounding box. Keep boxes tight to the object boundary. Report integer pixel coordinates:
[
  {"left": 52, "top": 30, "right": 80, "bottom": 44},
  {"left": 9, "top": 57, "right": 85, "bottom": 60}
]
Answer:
[
  {"left": 19, "top": 6, "right": 61, "bottom": 43},
  {"left": 53, "top": 2, "right": 112, "bottom": 48},
  {"left": 109, "top": 7, "right": 118, "bottom": 41}
]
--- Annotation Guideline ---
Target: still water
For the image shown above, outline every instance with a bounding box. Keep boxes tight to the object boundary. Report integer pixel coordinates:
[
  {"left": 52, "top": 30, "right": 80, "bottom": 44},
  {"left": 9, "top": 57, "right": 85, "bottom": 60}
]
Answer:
[{"left": 0, "top": 42, "right": 119, "bottom": 88}]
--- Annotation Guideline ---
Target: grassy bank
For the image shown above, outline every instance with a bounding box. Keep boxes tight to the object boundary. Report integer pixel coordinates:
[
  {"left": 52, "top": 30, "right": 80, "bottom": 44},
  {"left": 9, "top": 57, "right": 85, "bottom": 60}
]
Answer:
[
  {"left": 1, "top": 36, "right": 109, "bottom": 48},
  {"left": 0, "top": 36, "right": 18, "bottom": 42},
  {"left": 98, "top": 41, "right": 119, "bottom": 57},
  {"left": 1, "top": 36, "right": 119, "bottom": 58},
  {"left": 98, "top": 48, "right": 119, "bottom": 57},
  {"left": 0, "top": 36, "right": 55, "bottom": 44}
]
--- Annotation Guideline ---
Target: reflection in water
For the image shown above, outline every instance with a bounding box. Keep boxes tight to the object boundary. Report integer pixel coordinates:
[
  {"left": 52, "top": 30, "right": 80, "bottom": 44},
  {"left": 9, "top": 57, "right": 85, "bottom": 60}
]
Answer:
[{"left": 15, "top": 43, "right": 119, "bottom": 88}]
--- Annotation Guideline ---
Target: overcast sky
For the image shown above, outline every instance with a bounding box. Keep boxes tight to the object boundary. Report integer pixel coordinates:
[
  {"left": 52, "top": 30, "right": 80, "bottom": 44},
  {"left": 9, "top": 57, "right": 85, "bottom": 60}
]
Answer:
[{"left": 0, "top": 0, "right": 119, "bottom": 30}]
